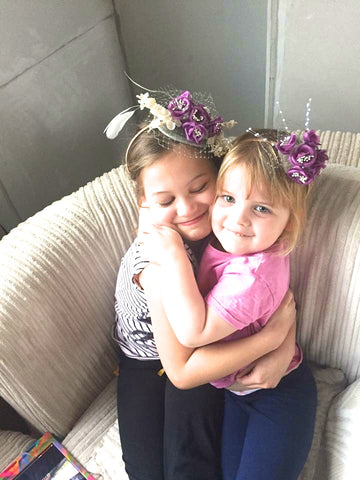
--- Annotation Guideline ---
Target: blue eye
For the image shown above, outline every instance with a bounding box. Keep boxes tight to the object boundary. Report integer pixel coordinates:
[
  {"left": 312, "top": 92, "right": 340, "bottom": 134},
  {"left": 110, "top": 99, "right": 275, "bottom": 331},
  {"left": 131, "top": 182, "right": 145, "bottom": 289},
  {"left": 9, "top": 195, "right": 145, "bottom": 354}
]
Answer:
[
  {"left": 255, "top": 205, "right": 270, "bottom": 214},
  {"left": 222, "top": 195, "right": 235, "bottom": 204}
]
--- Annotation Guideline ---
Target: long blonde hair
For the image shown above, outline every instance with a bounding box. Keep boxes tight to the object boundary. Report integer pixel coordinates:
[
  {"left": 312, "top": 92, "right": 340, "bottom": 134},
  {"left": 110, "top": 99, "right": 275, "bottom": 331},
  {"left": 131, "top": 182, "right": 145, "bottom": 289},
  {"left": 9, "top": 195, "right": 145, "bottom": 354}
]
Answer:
[{"left": 218, "top": 129, "right": 312, "bottom": 255}]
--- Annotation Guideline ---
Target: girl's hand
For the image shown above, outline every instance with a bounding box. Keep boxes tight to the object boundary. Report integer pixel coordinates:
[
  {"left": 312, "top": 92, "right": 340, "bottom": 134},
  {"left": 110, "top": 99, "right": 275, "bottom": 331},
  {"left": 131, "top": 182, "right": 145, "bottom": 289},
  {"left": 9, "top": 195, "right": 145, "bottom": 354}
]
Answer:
[
  {"left": 137, "top": 207, "right": 185, "bottom": 264},
  {"left": 142, "top": 224, "right": 184, "bottom": 265},
  {"left": 232, "top": 332, "right": 295, "bottom": 390}
]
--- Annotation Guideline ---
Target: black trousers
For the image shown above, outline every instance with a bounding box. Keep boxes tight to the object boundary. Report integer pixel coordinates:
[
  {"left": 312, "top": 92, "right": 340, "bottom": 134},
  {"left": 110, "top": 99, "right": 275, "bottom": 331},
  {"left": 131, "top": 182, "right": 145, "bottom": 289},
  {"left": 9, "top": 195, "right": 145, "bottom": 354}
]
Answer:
[{"left": 117, "top": 352, "right": 224, "bottom": 480}]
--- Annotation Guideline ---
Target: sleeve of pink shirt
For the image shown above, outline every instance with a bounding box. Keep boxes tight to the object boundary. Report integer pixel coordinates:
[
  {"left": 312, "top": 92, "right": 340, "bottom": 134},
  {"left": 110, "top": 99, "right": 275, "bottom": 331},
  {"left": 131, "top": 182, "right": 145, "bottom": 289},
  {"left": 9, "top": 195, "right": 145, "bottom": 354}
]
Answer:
[{"left": 205, "top": 269, "right": 275, "bottom": 330}]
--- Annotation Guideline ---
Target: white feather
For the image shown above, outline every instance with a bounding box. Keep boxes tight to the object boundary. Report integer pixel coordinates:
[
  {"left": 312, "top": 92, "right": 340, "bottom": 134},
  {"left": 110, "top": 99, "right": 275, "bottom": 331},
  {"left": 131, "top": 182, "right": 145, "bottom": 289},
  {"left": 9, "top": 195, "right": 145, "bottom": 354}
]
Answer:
[{"left": 104, "top": 106, "right": 138, "bottom": 139}]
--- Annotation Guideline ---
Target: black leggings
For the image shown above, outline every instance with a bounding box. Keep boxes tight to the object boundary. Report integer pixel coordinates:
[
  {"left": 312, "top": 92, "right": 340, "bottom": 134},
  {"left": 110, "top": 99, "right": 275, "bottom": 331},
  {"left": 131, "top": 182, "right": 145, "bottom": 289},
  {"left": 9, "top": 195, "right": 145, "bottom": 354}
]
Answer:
[{"left": 117, "top": 352, "right": 224, "bottom": 480}]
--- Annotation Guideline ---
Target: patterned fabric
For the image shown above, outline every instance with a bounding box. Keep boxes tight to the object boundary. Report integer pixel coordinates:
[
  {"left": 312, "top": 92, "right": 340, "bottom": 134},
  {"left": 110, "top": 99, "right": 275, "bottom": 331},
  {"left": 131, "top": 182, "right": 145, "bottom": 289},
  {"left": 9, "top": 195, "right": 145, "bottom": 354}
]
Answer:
[
  {"left": 113, "top": 239, "right": 198, "bottom": 360},
  {"left": 113, "top": 240, "right": 157, "bottom": 359}
]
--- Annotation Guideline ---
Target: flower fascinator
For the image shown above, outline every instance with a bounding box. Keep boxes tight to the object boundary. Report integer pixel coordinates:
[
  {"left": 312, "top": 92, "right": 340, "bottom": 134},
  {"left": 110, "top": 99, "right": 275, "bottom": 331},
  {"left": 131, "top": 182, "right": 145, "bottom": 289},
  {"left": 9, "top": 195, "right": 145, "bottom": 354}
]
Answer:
[
  {"left": 104, "top": 76, "right": 236, "bottom": 160},
  {"left": 247, "top": 99, "right": 328, "bottom": 185}
]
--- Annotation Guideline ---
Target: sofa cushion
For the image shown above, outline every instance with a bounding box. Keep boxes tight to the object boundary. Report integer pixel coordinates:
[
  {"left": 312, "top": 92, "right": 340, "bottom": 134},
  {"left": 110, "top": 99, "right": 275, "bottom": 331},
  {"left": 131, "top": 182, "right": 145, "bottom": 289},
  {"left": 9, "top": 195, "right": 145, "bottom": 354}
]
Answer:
[
  {"left": 0, "top": 166, "right": 138, "bottom": 437},
  {"left": 313, "top": 378, "right": 360, "bottom": 479},
  {"left": 291, "top": 164, "right": 360, "bottom": 383},
  {"left": 62, "top": 376, "right": 127, "bottom": 479},
  {"left": 63, "top": 378, "right": 118, "bottom": 462},
  {"left": 86, "top": 421, "right": 126, "bottom": 480},
  {"left": 299, "top": 365, "right": 347, "bottom": 480}
]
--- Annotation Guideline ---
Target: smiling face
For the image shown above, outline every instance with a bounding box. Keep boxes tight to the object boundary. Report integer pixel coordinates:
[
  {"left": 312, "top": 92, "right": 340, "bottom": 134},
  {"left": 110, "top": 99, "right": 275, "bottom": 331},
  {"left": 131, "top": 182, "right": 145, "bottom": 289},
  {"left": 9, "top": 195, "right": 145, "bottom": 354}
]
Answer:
[
  {"left": 211, "top": 164, "right": 290, "bottom": 255},
  {"left": 139, "top": 148, "right": 218, "bottom": 242}
]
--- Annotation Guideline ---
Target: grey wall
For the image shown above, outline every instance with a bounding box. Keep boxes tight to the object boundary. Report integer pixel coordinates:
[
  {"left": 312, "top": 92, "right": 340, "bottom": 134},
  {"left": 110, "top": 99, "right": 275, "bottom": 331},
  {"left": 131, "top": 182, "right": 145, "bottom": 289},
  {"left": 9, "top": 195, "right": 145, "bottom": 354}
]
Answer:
[
  {"left": 271, "top": 0, "right": 360, "bottom": 133},
  {"left": 114, "top": 0, "right": 268, "bottom": 136},
  {"left": 0, "top": 0, "right": 132, "bottom": 233},
  {"left": 115, "top": 0, "right": 360, "bottom": 135},
  {"left": 2, "top": 0, "right": 358, "bottom": 235}
]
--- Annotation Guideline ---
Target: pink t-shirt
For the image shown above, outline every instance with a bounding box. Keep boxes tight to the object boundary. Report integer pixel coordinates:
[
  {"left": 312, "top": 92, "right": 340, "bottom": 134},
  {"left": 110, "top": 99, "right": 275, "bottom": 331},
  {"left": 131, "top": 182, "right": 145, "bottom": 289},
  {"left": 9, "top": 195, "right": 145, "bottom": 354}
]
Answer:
[{"left": 197, "top": 242, "right": 302, "bottom": 390}]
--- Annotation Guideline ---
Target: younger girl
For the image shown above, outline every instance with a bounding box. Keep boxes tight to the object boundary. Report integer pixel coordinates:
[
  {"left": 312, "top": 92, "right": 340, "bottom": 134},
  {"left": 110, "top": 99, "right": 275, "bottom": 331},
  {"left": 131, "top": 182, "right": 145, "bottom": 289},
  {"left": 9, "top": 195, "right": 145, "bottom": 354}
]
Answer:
[
  {"left": 106, "top": 88, "right": 297, "bottom": 480},
  {"left": 145, "top": 128, "right": 325, "bottom": 479}
]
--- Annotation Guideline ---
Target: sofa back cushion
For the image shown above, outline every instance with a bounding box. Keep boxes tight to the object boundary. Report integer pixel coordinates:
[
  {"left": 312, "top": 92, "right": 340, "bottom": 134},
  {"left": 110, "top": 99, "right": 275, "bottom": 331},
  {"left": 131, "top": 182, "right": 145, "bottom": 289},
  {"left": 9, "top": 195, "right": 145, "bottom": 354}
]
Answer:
[
  {"left": 0, "top": 166, "right": 138, "bottom": 437},
  {"left": 291, "top": 164, "right": 360, "bottom": 382}
]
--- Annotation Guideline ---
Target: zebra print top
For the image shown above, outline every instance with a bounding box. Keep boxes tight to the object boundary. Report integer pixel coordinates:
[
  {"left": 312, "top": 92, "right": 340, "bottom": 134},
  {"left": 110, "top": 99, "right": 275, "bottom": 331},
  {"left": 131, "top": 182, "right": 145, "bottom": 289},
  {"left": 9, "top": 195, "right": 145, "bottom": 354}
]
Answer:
[{"left": 113, "top": 239, "right": 197, "bottom": 360}]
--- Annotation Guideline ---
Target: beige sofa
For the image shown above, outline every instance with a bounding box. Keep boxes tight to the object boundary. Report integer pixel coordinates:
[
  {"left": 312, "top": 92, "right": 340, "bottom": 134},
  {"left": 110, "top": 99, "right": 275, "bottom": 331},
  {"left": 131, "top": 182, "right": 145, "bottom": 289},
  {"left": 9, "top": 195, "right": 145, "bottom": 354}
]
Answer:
[{"left": 0, "top": 130, "right": 359, "bottom": 479}]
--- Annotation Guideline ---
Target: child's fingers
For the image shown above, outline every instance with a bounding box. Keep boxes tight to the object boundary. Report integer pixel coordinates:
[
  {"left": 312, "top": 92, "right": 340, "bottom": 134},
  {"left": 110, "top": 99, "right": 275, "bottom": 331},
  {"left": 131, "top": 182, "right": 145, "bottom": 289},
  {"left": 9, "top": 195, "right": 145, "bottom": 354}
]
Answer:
[{"left": 138, "top": 207, "right": 152, "bottom": 236}]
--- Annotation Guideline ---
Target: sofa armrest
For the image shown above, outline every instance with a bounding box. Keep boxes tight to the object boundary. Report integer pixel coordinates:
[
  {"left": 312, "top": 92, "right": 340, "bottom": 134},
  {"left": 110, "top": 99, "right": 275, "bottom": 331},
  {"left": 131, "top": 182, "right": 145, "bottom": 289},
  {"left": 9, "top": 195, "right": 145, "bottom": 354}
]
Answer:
[{"left": 0, "top": 167, "right": 137, "bottom": 437}]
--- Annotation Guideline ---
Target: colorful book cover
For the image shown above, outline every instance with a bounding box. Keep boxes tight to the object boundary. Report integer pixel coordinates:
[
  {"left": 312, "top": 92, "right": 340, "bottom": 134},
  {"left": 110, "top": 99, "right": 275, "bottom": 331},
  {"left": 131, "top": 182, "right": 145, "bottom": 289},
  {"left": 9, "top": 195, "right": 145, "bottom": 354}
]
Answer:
[{"left": 0, "top": 432, "right": 97, "bottom": 480}]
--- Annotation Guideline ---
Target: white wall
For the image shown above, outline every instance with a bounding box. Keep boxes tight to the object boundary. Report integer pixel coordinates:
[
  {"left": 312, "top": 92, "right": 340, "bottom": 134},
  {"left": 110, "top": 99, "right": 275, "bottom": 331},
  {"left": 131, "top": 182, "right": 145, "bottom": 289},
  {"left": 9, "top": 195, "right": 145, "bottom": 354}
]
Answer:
[
  {"left": 271, "top": 0, "right": 360, "bottom": 133},
  {"left": 114, "top": 0, "right": 268, "bottom": 136}
]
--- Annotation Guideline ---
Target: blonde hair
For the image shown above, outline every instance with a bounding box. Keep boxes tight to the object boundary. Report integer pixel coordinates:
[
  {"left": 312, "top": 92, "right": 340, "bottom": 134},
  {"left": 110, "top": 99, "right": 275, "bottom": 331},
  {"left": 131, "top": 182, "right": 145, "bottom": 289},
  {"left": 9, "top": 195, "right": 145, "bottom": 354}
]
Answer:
[
  {"left": 126, "top": 124, "right": 222, "bottom": 203},
  {"left": 218, "top": 129, "right": 312, "bottom": 255}
]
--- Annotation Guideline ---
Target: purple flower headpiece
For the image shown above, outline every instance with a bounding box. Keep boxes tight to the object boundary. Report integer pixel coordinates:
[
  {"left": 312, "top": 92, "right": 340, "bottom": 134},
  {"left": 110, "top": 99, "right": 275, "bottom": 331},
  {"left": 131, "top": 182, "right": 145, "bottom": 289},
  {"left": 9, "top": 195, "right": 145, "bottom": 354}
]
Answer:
[
  {"left": 104, "top": 77, "right": 236, "bottom": 158},
  {"left": 275, "top": 130, "right": 328, "bottom": 185},
  {"left": 246, "top": 99, "right": 328, "bottom": 185},
  {"left": 167, "top": 90, "right": 227, "bottom": 146}
]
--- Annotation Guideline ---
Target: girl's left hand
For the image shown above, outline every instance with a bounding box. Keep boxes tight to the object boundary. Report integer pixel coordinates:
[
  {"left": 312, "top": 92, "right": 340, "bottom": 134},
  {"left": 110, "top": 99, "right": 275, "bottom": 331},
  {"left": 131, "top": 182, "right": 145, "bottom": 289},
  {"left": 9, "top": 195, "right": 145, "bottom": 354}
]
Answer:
[
  {"left": 231, "top": 324, "right": 296, "bottom": 390},
  {"left": 232, "top": 351, "right": 289, "bottom": 390}
]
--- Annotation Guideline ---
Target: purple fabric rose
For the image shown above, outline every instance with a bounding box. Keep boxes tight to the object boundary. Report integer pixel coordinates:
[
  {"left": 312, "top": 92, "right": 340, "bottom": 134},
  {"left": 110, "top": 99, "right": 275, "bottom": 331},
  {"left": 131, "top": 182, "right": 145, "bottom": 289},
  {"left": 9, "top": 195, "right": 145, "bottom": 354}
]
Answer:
[
  {"left": 189, "top": 105, "right": 211, "bottom": 125},
  {"left": 276, "top": 133, "right": 297, "bottom": 155},
  {"left": 312, "top": 149, "right": 328, "bottom": 175},
  {"left": 207, "top": 116, "right": 223, "bottom": 137},
  {"left": 289, "top": 144, "right": 316, "bottom": 167},
  {"left": 286, "top": 146, "right": 327, "bottom": 184},
  {"left": 168, "top": 91, "right": 193, "bottom": 119},
  {"left": 303, "top": 129, "right": 320, "bottom": 147},
  {"left": 183, "top": 121, "right": 208, "bottom": 144},
  {"left": 286, "top": 166, "right": 313, "bottom": 185},
  {"left": 316, "top": 149, "right": 328, "bottom": 166}
]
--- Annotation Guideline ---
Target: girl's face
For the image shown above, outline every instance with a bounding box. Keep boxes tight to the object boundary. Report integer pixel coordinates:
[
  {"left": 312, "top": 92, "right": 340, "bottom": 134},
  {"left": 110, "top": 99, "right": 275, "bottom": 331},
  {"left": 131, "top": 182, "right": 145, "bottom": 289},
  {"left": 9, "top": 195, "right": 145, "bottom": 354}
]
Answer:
[
  {"left": 139, "top": 148, "right": 217, "bottom": 242},
  {"left": 212, "top": 164, "right": 290, "bottom": 255}
]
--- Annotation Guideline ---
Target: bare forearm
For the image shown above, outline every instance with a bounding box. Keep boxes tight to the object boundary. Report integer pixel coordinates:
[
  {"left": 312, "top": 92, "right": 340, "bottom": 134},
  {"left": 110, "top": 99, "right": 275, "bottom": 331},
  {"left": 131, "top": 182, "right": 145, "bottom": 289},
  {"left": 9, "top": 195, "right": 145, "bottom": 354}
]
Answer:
[
  {"left": 160, "top": 252, "right": 206, "bottom": 345},
  {"left": 161, "top": 327, "right": 284, "bottom": 389},
  {"left": 269, "top": 322, "right": 296, "bottom": 367}
]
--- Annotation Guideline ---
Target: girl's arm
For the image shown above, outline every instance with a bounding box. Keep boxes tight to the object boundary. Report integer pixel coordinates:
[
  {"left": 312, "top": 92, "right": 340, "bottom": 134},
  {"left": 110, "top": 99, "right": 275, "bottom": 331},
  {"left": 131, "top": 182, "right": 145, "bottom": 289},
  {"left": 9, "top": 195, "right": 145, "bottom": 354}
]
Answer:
[
  {"left": 230, "top": 323, "right": 296, "bottom": 390},
  {"left": 140, "top": 264, "right": 295, "bottom": 389},
  {"left": 144, "top": 225, "right": 237, "bottom": 347}
]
